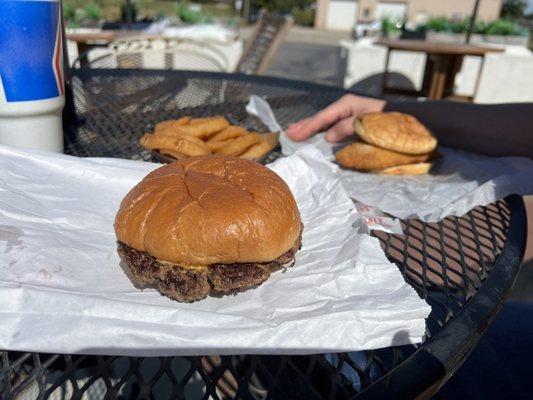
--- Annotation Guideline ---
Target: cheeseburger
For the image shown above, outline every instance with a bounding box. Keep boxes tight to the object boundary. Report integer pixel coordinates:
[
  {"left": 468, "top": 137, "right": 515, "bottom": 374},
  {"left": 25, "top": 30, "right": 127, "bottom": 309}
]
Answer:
[{"left": 115, "top": 155, "right": 302, "bottom": 302}]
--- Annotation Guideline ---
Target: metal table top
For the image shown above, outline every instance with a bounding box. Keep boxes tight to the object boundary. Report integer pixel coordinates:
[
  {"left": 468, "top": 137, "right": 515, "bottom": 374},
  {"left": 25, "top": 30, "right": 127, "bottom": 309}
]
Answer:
[{"left": 0, "top": 69, "right": 526, "bottom": 400}]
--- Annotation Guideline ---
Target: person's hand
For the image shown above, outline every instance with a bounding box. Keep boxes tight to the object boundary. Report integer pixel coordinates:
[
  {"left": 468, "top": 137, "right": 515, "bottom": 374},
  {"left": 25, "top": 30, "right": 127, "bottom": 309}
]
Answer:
[{"left": 285, "top": 94, "right": 385, "bottom": 142}]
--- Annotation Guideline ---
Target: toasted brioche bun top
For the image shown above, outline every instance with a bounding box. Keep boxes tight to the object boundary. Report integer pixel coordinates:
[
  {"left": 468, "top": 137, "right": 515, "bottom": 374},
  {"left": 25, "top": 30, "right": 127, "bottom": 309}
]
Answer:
[
  {"left": 354, "top": 112, "right": 437, "bottom": 155},
  {"left": 115, "top": 155, "right": 301, "bottom": 265}
]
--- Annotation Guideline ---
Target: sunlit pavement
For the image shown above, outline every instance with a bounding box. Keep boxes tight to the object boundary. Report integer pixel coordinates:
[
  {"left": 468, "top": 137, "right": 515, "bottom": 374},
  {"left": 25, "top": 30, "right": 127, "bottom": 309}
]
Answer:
[{"left": 265, "top": 41, "right": 344, "bottom": 86}]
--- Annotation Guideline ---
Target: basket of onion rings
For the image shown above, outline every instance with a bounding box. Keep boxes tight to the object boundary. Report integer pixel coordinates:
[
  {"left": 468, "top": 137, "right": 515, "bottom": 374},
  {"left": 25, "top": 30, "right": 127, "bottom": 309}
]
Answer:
[{"left": 140, "top": 116, "right": 279, "bottom": 163}]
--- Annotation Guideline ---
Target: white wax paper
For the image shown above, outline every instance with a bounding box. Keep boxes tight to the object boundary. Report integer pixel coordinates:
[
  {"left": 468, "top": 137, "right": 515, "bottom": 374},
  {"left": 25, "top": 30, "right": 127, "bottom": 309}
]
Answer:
[
  {"left": 354, "top": 201, "right": 403, "bottom": 235},
  {"left": 247, "top": 95, "right": 533, "bottom": 222},
  {"left": 0, "top": 144, "right": 430, "bottom": 356}
]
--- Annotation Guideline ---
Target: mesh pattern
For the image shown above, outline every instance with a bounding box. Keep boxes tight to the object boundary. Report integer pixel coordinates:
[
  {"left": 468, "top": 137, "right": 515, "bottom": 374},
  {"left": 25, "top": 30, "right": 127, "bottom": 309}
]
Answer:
[
  {"left": 64, "top": 70, "right": 345, "bottom": 161},
  {"left": 1, "top": 70, "right": 522, "bottom": 399},
  {"left": 76, "top": 39, "right": 229, "bottom": 72}
]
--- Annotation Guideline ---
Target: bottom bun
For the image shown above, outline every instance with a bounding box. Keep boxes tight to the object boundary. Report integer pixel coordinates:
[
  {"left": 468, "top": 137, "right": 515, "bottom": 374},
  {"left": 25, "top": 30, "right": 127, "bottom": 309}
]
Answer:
[
  {"left": 117, "top": 232, "right": 302, "bottom": 302},
  {"left": 378, "top": 162, "right": 433, "bottom": 175},
  {"left": 335, "top": 141, "right": 435, "bottom": 171}
]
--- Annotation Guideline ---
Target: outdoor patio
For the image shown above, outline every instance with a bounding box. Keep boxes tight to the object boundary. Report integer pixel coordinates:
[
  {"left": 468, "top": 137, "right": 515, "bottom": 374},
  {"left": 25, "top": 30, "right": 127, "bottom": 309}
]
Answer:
[{"left": 1, "top": 1, "right": 533, "bottom": 399}]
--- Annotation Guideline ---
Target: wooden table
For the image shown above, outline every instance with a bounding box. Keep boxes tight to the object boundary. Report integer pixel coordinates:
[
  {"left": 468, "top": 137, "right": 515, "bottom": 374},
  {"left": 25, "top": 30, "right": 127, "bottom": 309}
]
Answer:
[{"left": 375, "top": 39, "right": 504, "bottom": 101}]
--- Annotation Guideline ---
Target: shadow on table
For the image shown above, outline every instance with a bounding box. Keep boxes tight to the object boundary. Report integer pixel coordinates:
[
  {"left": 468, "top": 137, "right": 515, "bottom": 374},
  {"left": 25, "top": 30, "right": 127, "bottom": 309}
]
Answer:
[
  {"left": 436, "top": 260, "right": 533, "bottom": 400},
  {"left": 347, "top": 72, "right": 417, "bottom": 100},
  {"left": 323, "top": 330, "right": 446, "bottom": 398}
]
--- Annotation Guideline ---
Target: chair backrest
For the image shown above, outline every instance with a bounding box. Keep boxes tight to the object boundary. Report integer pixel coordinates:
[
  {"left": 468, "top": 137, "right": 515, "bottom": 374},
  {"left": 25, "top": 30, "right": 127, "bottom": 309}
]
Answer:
[
  {"left": 74, "top": 36, "right": 229, "bottom": 72},
  {"left": 235, "top": 12, "right": 293, "bottom": 75},
  {"left": 474, "top": 52, "right": 533, "bottom": 103}
]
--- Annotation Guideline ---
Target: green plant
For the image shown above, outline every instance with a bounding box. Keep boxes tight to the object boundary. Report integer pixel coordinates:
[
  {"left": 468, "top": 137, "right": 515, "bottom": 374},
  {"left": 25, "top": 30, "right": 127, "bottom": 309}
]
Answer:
[
  {"left": 176, "top": 2, "right": 202, "bottom": 24},
  {"left": 381, "top": 16, "right": 400, "bottom": 35},
  {"left": 448, "top": 17, "right": 471, "bottom": 34},
  {"left": 420, "top": 16, "right": 526, "bottom": 36},
  {"left": 474, "top": 20, "right": 489, "bottom": 34},
  {"left": 176, "top": 2, "right": 213, "bottom": 24},
  {"left": 485, "top": 18, "right": 525, "bottom": 35},
  {"left": 425, "top": 16, "right": 450, "bottom": 32},
  {"left": 74, "top": 8, "right": 86, "bottom": 22},
  {"left": 62, "top": 3, "right": 76, "bottom": 22},
  {"left": 252, "top": 0, "right": 314, "bottom": 13},
  {"left": 292, "top": 8, "right": 315, "bottom": 26},
  {"left": 66, "top": 20, "right": 80, "bottom": 29},
  {"left": 500, "top": 0, "right": 527, "bottom": 20},
  {"left": 83, "top": 3, "right": 101, "bottom": 21}
]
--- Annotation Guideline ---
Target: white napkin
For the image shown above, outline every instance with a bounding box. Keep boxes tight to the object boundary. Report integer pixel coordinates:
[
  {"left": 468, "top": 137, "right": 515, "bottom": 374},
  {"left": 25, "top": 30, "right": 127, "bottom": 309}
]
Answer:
[{"left": 0, "top": 144, "right": 430, "bottom": 356}]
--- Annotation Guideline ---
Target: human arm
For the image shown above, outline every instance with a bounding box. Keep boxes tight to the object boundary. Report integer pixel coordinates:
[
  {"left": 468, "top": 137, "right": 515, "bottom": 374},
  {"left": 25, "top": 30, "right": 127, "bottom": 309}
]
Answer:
[
  {"left": 285, "top": 95, "right": 533, "bottom": 158},
  {"left": 384, "top": 101, "right": 533, "bottom": 158}
]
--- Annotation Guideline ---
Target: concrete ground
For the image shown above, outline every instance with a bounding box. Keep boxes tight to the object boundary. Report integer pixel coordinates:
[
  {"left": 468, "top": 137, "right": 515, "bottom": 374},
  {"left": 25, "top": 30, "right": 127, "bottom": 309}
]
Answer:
[
  {"left": 256, "top": 26, "right": 533, "bottom": 399},
  {"left": 241, "top": 25, "right": 351, "bottom": 47},
  {"left": 264, "top": 28, "right": 346, "bottom": 87},
  {"left": 265, "top": 41, "right": 344, "bottom": 86},
  {"left": 241, "top": 25, "right": 348, "bottom": 87}
]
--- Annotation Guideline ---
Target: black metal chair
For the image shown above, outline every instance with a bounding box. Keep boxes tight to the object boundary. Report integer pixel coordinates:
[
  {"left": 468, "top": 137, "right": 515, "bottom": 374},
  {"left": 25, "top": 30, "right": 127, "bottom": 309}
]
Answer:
[
  {"left": 72, "top": 12, "right": 293, "bottom": 76},
  {"left": 72, "top": 37, "right": 229, "bottom": 72}
]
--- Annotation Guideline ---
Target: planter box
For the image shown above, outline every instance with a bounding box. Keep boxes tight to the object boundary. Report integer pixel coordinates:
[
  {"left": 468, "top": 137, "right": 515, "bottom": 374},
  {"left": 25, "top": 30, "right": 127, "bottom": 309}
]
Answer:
[
  {"left": 426, "top": 32, "right": 529, "bottom": 46},
  {"left": 78, "top": 19, "right": 104, "bottom": 29}
]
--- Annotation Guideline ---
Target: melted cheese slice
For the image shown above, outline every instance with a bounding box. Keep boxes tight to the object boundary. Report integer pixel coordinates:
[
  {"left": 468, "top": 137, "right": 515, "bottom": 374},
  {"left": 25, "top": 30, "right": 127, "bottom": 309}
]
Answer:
[{"left": 158, "top": 260, "right": 208, "bottom": 270}]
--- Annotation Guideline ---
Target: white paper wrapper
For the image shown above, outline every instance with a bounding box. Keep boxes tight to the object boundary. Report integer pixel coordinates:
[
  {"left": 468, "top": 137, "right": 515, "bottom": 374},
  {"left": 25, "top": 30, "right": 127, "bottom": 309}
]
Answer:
[
  {"left": 0, "top": 144, "right": 430, "bottom": 356},
  {"left": 354, "top": 201, "right": 403, "bottom": 235},
  {"left": 247, "top": 95, "right": 533, "bottom": 222}
]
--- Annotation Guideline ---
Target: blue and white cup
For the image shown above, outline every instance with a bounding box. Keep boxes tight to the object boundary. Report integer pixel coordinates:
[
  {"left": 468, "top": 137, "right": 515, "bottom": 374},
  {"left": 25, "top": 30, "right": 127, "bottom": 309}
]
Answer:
[{"left": 0, "top": 0, "right": 65, "bottom": 152}]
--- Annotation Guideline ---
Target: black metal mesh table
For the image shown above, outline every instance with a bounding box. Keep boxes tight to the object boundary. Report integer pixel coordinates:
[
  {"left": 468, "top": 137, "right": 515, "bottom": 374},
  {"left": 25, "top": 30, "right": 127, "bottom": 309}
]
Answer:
[{"left": 0, "top": 70, "right": 527, "bottom": 400}]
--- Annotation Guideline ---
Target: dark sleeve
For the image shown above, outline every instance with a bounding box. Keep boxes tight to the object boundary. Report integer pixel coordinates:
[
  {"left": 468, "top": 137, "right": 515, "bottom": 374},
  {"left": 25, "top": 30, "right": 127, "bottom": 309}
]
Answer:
[{"left": 383, "top": 101, "right": 533, "bottom": 158}]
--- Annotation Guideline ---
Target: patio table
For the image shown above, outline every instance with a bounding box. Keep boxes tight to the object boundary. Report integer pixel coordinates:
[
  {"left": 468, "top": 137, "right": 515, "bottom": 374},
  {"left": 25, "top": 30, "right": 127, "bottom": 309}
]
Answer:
[
  {"left": 0, "top": 69, "right": 526, "bottom": 399},
  {"left": 67, "top": 31, "right": 244, "bottom": 72},
  {"left": 66, "top": 31, "right": 135, "bottom": 67},
  {"left": 375, "top": 39, "right": 503, "bottom": 101}
]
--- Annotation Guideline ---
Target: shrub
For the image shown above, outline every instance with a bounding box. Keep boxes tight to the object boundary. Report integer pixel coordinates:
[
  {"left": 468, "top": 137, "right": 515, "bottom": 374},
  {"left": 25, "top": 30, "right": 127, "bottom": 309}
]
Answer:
[
  {"left": 500, "top": 0, "right": 527, "bottom": 20},
  {"left": 381, "top": 16, "right": 400, "bottom": 35},
  {"left": 420, "top": 16, "right": 526, "bottom": 36},
  {"left": 425, "top": 16, "right": 449, "bottom": 32},
  {"left": 74, "top": 8, "right": 87, "bottom": 22},
  {"left": 293, "top": 8, "right": 315, "bottom": 26},
  {"left": 474, "top": 20, "right": 489, "bottom": 34},
  {"left": 176, "top": 3, "right": 201, "bottom": 23},
  {"left": 449, "top": 17, "right": 471, "bottom": 34},
  {"left": 485, "top": 19, "right": 524, "bottom": 35},
  {"left": 83, "top": 3, "right": 101, "bottom": 21},
  {"left": 252, "top": 0, "right": 314, "bottom": 13},
  {"left": 176, "top": 2, "right": 212, "bottom": 24},
  {"left": 62, "top": 3, "right": 76, "bottom": 22}
]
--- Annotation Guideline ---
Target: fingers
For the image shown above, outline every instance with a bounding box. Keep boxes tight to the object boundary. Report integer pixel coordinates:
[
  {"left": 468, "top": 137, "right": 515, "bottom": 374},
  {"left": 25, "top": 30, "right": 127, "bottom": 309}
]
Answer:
[
  {"left": 285, "top": 94, "right": 387, "bottom": 142},
  {"left": 326, "top": 117, "right": 355, "bottom": 142},
  {"left": 285, "top": 94, "right": 357, "bottom": 141},
  {"left": 285, "top": 117, "right": 312, "bottom": 141}
]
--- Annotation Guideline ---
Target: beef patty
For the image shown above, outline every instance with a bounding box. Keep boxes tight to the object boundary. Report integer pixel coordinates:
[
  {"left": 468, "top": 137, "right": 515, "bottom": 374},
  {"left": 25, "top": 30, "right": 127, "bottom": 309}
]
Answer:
[{"left": 117, "top": 232, "right": 302, "bottom": 302}]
